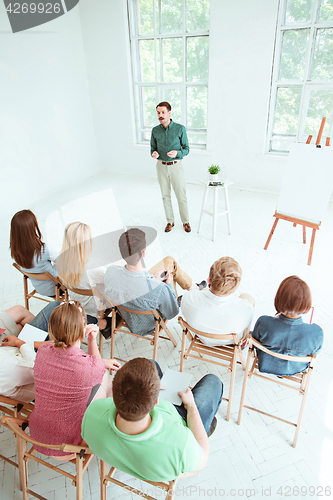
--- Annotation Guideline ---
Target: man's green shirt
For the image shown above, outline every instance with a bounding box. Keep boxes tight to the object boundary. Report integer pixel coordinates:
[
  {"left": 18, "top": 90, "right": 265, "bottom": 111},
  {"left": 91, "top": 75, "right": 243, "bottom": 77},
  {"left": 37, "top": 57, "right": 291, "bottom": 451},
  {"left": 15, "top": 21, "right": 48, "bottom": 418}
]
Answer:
[{"left": 150, "top": 120, "right": 189, "bottom": 162}]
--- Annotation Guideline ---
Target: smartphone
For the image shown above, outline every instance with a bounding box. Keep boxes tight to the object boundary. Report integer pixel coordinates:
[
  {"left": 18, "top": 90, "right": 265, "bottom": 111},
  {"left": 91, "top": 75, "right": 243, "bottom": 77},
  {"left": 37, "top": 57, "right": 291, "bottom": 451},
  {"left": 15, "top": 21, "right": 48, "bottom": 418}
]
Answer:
[{"left": 160, "top": 270, "right": 167, "bottom": 278}]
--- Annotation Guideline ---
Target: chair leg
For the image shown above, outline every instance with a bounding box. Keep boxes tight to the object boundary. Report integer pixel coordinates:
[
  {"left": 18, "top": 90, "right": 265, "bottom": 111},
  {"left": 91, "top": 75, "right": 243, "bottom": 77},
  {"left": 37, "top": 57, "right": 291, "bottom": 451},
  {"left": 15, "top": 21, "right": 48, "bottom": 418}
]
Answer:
[
  {"left": 153, "top": 325, "right": 159, "bottom": 360},
  {"left": 24, "top": 277, "right": 29, "bottom": 310},
  {"left": 226, "top": 350, "right": 237, "bottom": 421},
  {"left": 237, "top": 347, "right": 253, "bottom": 425},
  {"left": 166, "top": 479, "right": 176, "bottom": 500},
  {"left": 180, "top": 330, "right": 187, "bottom": 372},
  {"left": 292, "top": 367, "right": 314, "bottom": 447},
  {"left": 238, "top": 346, "right": 246, "bottom": 369},
  {"left": 17, "top": 436, "right": 28, "bottom": 499},
  {"left": 100, "top": 460, "right": 107, "bottom": 500},
  {"left": 76, "top": 454, "right": 83, "bottom": 500}
]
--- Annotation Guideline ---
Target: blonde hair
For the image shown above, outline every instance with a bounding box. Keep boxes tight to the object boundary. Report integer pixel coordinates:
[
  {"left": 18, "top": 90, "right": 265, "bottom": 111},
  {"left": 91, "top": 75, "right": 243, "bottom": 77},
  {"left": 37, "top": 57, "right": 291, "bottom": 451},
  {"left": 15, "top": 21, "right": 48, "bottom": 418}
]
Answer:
[
  {"left": 57, "top": 222, "right": 92, "bottom": 288},
  {"left": 48, "top": 301, "right": 86, "bottom": 349},
  {"left": 209, "top": 257, "right": 242, "bottom": 296}
]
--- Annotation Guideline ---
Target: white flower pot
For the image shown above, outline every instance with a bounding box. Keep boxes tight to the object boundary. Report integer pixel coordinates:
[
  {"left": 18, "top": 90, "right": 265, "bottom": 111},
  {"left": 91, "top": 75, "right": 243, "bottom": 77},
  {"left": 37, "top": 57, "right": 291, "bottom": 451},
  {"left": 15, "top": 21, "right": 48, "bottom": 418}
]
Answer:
[{"left": 209, "top": 173, "right": 219, "bottom": 182}]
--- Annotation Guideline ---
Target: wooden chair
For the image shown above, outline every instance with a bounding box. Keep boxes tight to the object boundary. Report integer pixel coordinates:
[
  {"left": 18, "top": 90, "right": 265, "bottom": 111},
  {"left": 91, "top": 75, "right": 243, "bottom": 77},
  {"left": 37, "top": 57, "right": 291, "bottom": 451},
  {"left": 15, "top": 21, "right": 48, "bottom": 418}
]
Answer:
[
  {"left": 65, "top": 286, "right": 111, "bottom": 354},
  {"left": 105, "top": 298, "right": 177, "bottom": 361},
  {"left": 1, "top": 416, "right": 93, "bottom": 500},
  {"left": 13, "top": 263, "right": 68, "bottom": 310},
  {"left": 0, "top": 396, "right": 34, "bottom": 470},
  {"left": 101, "top": 460, "right": 197, "bottom": 500},
  {"left": 237, "top": 335, "right": 316, "bottom": 447},
  {"left": 178, "top": 316, "right": 246, "bottom": 421}
]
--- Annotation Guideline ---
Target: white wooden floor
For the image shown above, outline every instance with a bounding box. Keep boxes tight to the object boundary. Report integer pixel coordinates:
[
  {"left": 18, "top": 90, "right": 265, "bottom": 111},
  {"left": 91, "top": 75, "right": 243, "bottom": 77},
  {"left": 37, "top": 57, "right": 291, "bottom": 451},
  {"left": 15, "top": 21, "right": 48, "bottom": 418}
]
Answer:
[{"left": 1, "top": 172, "right": 333, "bottom": 500}]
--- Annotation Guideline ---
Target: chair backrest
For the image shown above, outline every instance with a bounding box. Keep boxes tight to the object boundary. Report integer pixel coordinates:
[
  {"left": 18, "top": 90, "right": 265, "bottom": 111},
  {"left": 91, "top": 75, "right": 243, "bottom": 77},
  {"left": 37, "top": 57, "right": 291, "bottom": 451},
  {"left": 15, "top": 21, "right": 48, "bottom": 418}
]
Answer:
[
  {"left": 13, "top": 262, "right": 68, "bottom": 307},
  {"left": 249, "top": 336, "right": 316, "bottom": 366},
  {"left": 178, "top": 316, "right": 240, "bottom": 344}
]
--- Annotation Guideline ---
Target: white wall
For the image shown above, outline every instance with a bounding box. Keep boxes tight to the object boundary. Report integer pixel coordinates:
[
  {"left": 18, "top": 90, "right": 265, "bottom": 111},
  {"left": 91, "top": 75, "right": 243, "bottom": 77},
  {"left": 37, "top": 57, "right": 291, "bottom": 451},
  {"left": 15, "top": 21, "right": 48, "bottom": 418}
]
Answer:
[
  {"left": 0, "top": 5, "right": 98, "bottom": 217},
  {"left": 79, "top": 0, "right": 288, "bottom": 194}
]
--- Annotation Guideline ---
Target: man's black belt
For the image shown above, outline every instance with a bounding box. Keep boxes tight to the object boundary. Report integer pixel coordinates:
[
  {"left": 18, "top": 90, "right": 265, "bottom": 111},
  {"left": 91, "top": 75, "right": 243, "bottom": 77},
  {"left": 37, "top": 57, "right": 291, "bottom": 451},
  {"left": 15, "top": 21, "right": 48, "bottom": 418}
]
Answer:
[{"left": 161, "top": 161, "right": 178, "bottom": 165}]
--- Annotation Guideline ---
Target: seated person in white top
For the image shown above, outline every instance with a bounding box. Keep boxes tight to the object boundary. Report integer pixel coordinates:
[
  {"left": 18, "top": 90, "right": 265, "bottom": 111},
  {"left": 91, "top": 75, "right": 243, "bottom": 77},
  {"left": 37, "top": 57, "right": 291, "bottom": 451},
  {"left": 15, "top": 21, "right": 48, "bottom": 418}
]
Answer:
[
  {"left": 181, "top": 257, "right": 254, "bottom": 347},
  {"left": 0, "top": 301, "right": 58, "bottom": 402}
]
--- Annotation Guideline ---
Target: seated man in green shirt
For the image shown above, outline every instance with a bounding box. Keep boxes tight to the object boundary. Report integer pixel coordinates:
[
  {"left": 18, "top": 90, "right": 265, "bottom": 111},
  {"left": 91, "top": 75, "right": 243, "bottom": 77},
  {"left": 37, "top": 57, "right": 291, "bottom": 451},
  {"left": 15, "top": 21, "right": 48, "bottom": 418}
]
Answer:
[
  {"left": 151, "top": 101, "right": 191, "bottom": 233},
  {"left": 82, "top": 358, "right": 223, "bottom": 482}
]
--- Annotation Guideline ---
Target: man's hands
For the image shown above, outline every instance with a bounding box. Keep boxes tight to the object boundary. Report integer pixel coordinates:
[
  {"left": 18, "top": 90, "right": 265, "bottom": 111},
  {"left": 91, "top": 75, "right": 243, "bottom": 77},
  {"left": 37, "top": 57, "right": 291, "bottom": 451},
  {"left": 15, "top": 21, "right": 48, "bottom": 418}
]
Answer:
[
  {"left": 154, "top": 269, "right": 171, "bottom": 284},
  {"left": 178, "top": 387, "right": 196, "bottom": 411},
  {"left": 103, "top": 359, "right": 121, "bottom": 372},
  {"left": 152, "top": 151, "right": 159, "bottom": 159},
  {"left": 0, "top": 335, "right": 25, "bottom": 348},
  {"left": 167, "top": 150, "right": 177, "bottom": 158}
]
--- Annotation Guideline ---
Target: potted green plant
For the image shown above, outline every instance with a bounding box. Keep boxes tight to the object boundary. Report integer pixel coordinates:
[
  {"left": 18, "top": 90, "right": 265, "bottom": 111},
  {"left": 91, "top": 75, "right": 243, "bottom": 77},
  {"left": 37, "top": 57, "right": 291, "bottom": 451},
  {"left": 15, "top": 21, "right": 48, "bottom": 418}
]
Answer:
[{"left": 208, "top": 164, "right": 220, "bottom": 181}]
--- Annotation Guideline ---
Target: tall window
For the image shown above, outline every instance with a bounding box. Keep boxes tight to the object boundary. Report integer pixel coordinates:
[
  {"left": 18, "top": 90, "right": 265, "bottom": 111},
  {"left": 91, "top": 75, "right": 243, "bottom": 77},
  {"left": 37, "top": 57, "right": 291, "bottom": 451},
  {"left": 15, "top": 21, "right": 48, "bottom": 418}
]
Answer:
[
  {"left": 267, "top": 0, "right": 333, "bottom": 153},
  {"left": 128, "top": 0, "right": 210, "bottom": 146}
]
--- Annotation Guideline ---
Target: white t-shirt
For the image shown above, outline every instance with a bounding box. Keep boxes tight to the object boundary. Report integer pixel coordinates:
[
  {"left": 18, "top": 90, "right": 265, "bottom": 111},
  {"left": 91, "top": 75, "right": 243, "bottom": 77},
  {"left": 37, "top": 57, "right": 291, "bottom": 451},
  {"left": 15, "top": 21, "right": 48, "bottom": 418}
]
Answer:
[
  {"left": 0, "top": 343, "right": 35, "bottom": 397},
  {"left": 181, "top": 288, "right": 254, "bottom": 347}
]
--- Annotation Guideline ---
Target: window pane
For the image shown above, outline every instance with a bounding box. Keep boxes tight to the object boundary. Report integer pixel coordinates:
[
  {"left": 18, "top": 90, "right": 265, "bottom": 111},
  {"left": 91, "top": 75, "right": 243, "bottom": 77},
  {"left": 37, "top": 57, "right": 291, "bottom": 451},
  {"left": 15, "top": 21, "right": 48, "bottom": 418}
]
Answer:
[
  {"left": 270, "top": 139, "right": 293, "bottom": 152},
  {"left": 162, "top": 38, "right": 183, "bottom": 82},
  {"left": 273, "top": 87, "right": 302, "bottom": 134},
  {"left": 187, "top": 36, "right": 209, "bottom": 82},
  {"left": 319, "top": 0, "right": 333, "bottom": 21},
  {"left": 161, "top": 0, "right": 182, "bottom": 33},
  {"left": 163, "top": 88, "right": 181, "bottom": 122},
  {"left": 141, "top": 87, "right": 157, "bottom": 127},
  {"left": 311, "top": 29, "right": 333, "bottom": 80},
  {"left": 279, "top": 29, "right": 309, "bottom": 80},
  {"left": 138, "top": 0, "right": 154, "bottom": 35},
  {"left": 187, "top": 0, "right": 210, "bottom": 31},
  {"left": 187, "top": 132, "right": 207, "bottom": 145},
  {"left": 304, "top": 89, "right": 333, "bottom": 137},
  {"left": 285, "top": 0, "right": 314, "bottom": 23},
  {"left": 187, "top": 87, "right": 208, "bottom": 128},
  {"left": 139, "top": 40, "right": 156, "bottom": 82}
]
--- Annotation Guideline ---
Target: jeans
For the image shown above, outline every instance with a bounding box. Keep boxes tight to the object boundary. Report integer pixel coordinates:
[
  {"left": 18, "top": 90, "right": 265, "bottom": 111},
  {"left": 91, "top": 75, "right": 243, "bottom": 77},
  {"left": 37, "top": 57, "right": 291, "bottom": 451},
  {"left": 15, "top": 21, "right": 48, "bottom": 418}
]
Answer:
[
  {"left": 30, "top": 301, "right": 60, "bottom": 338},
  {"left": 152, "top": 361, "right": 223, "bottom": 435}
]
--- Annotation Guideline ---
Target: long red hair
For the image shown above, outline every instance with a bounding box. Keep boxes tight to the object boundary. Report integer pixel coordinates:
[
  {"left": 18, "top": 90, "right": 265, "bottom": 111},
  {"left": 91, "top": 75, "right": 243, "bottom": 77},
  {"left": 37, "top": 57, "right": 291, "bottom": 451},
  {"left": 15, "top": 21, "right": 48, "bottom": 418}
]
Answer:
[{"left": 10, "top": 210, "right": 45, "bottom": 269}]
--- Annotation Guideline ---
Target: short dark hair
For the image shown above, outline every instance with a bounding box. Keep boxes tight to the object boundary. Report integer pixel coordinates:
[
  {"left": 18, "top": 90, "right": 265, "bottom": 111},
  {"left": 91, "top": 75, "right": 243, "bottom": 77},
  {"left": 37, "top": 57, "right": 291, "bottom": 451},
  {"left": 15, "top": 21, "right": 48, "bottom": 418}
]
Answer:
[
  {"left": 274, "top": 276, "right": 312, "bottom": 315},
  {"left": 112, "top": 358, "right": 160, "bottom": 422},
  {"left": 118, "top": 228, "right": 146, "bottom": 265},
  {"left": 156, "top": 101, "right": 171, "bottom": 111}
]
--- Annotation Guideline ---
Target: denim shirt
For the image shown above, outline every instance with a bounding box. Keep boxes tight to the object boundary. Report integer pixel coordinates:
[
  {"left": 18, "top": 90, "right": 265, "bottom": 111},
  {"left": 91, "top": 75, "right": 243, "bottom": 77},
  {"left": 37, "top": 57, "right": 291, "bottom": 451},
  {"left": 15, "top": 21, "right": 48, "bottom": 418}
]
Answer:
[
  {"left": 251, "top": 315, "right": 323, "bottom": 376},
  {"left": 104, "top": 265, "right": 179, "bottom": 336}
]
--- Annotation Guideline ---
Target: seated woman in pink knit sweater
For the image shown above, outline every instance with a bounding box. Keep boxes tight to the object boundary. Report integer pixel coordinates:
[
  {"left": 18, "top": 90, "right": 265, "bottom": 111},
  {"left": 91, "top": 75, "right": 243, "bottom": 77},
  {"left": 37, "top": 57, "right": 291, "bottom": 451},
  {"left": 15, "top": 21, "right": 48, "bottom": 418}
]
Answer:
[{"left": 29, "top": 301, "right": 120, "bottom": 459}]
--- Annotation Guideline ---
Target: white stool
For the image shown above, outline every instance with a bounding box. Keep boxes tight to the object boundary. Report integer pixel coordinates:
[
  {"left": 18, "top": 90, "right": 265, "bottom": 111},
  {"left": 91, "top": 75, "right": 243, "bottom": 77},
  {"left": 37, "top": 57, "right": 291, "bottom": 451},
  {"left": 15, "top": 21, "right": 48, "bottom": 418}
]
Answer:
[{"left": 197, "top": 180, "right": 233, "bottom": 241}]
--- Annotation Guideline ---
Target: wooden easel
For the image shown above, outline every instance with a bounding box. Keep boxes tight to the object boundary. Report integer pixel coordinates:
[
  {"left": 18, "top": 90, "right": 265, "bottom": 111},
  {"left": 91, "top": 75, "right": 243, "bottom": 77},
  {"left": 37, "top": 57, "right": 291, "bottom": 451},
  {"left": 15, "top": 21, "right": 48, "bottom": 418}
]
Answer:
[{"left": 264, "top": 118, "right": 330, "bottom": 265}]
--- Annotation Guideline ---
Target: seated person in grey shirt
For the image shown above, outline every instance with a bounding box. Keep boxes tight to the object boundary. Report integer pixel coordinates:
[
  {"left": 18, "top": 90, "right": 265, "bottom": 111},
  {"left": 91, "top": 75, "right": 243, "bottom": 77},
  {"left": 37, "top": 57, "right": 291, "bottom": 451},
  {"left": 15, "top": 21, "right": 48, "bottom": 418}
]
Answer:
[{"left": 104, "top": 228, "right": 204, "bottom": 337}]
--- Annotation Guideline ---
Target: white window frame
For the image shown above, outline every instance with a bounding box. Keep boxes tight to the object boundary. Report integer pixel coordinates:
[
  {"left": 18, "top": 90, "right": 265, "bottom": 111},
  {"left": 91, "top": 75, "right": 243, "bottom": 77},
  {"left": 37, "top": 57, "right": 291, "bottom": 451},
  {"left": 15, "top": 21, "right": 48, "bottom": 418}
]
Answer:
[
  {"left": 266, "top": 0, "right": 333, "bottom": 154},
  {"left": 127, "top": 0, "right": 209, "bottom": 147}
]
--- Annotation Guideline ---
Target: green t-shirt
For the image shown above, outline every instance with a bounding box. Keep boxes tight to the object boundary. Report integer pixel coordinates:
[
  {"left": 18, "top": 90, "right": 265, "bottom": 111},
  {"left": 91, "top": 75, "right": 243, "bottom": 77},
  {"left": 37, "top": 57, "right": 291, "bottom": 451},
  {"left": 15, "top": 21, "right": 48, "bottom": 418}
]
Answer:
[{"left": 81, "top": 398, "right": 202, "bottom": 482}]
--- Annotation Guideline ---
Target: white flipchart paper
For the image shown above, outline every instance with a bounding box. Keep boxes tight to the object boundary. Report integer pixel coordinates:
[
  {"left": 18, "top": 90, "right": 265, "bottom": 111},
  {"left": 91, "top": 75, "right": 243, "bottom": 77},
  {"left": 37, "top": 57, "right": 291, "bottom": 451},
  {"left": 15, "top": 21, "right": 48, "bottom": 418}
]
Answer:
[{"left": 277, "top": 143, "right": 333, "bottom": 225}]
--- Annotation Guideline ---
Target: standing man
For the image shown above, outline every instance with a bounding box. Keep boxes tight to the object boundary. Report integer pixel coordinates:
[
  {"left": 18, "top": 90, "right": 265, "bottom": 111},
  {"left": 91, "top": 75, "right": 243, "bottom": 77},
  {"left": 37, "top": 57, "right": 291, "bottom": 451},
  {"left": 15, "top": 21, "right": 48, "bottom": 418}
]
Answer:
[{"left": 151, "top": 102, "right": 191, "bottom": 233}]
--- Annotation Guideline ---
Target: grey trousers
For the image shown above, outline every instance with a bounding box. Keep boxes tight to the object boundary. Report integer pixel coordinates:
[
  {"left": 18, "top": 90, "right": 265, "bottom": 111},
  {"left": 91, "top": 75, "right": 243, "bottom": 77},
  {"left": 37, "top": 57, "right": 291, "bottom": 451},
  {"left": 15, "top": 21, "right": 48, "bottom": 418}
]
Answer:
[{"left": 156, "top": 160, "right": 189, "bottom": 224}]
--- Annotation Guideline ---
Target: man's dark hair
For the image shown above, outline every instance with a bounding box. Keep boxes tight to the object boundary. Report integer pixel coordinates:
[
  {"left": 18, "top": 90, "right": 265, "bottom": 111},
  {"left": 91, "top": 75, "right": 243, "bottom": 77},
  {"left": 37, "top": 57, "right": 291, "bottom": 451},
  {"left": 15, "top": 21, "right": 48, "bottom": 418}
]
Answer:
[
  {"left": 112, "top": 358, "right": 161, "bottom": 422},
  {"left": 156, "top": 101, "right": 171, "bottom": 111},
  {"left": 118, "top": 228, "right": 146, "bottom": 266}
]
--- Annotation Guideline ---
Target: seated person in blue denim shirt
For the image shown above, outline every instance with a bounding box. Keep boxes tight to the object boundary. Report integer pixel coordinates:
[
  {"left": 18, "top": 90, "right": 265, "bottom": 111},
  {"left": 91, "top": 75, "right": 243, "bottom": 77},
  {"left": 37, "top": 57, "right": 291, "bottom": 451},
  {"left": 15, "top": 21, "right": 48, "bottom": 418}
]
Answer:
[
  {"left": 252, "top": 276, "right": 323, "bottom": 376},
  {"left": 104, "top": 228, "right": 202, "bottom": 337}
]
